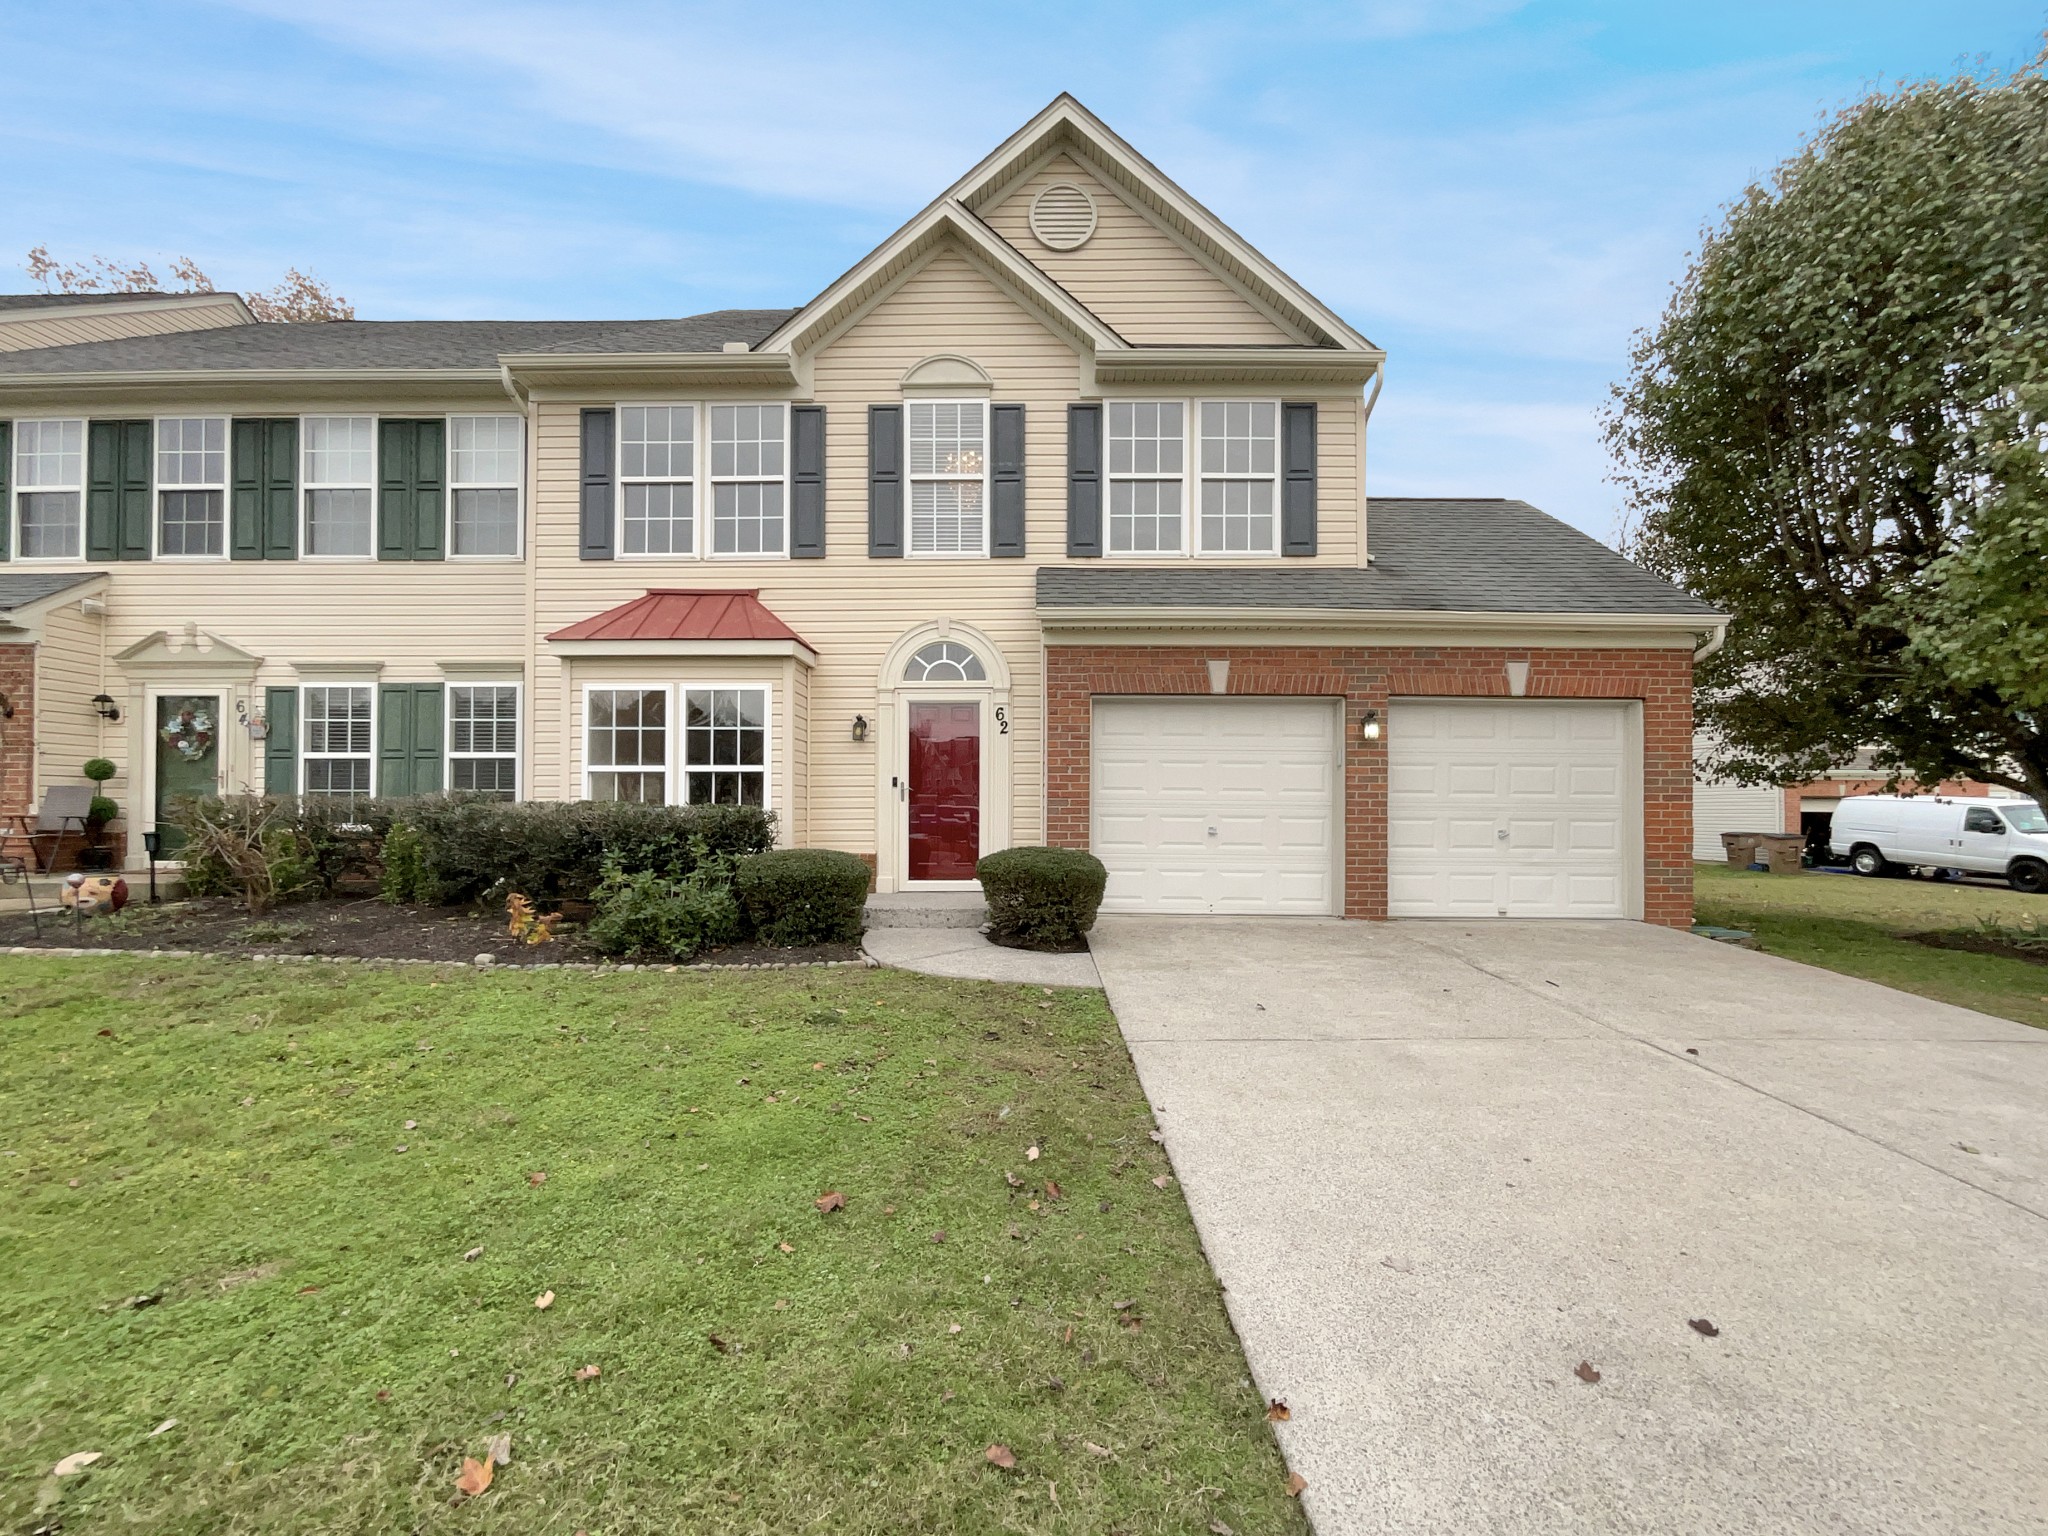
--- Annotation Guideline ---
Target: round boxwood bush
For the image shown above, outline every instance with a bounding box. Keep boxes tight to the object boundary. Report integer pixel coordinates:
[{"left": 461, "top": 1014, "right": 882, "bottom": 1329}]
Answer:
[
  {"left": 735, "top": 848, "right": 871, "bottom": 947},
  {"left": 976, "top": 846, "right": 1107, "bottom": 952}
]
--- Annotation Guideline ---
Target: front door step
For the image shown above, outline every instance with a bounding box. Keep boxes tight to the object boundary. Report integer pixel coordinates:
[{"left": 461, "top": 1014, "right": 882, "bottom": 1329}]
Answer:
[{"left": 865, "top": 890, "right": 987, "bottom": 929}]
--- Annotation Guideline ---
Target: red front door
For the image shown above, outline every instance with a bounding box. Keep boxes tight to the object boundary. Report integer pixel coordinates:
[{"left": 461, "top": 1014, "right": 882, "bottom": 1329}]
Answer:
[{"left": 908, "top": 701, "right": 981, "bottom": 881}]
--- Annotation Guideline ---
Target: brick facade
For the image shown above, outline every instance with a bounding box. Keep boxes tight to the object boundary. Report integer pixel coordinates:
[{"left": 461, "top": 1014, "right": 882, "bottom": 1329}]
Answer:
[
  {"left": 1044, "top": 643, "right": 1696, "bottom": 927},
  {"left": 0, "top": 643, "right": 32, "bottom": 825}
]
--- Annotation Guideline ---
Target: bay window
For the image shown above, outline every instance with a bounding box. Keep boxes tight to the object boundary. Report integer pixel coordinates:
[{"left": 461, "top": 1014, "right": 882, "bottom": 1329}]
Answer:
[
  {"left": 683, "top": 687, "right": 767, "bottom": 805},
  {"left": 582, "top": 684, "right": 771, "bottom": 806},
  {"left": 585, "top": 687, "right": 668, "bottom": 802}
]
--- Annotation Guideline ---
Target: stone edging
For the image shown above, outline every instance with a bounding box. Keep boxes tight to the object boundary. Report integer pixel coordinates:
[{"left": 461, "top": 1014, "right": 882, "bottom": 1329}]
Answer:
[{"left": 2, "top": 945, "right": 879, "bottom": 973}]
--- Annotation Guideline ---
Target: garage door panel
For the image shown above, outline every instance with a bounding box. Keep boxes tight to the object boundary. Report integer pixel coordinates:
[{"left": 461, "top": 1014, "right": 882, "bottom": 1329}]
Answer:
[
  {"left": 1094, "top": 699, "right": 1339, "bottom": 916},
  {"left": 1389, "top": 701, "right": 1634, "bottom": 919}
]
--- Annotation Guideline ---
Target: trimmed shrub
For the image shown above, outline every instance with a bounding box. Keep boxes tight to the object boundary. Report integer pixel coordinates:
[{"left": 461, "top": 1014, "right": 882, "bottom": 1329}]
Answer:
[
  {"left": 736, "top": 849, "right": 871, "bottom": 947},
  {"left": 584, "top": 858, "right": 741, "bottom": 962},
  {"left": 976, "top": 846, "right": 1107, "bottom": 952}
]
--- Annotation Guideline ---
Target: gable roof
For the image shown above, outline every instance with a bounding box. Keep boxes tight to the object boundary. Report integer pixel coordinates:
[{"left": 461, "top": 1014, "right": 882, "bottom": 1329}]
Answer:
[
  {"left": 0, "top": 292, "right": 178, "bottom": 312},
  {"left": 1036, "top": 499, "right": 1719, "bottom": 622},
  {"left": 547, "top": 589, "right": 814, "bottom": 650},
  {"left": 0, "top": 310, "right": 796, "bottom": 377},
  {"left": 762, "top": 94, "right": 1378, "bottom": 363},
  {"left": 0, "top": 569, "right": 108, "bottom": 616}
]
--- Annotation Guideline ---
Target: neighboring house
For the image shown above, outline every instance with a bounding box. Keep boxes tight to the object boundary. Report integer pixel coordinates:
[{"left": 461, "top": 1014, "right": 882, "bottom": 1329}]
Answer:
[
  {"left": 0, "top": 97, "right": 1722, "bottom": 924},
  {"left": 0, "top": 290, "right": 254, "bottom": 354},
  {"left": 1692, "top": 741, "right": 2007, "bottom": 863}
]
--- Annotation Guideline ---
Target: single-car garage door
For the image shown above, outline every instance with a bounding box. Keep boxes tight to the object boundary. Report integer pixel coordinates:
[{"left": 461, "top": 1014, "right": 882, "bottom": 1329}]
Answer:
[
  {"left": 1093, "top": 698, "right": 1339, "bottom": 914},
  {"left": 1388, "top": 700, "right": 1635, "bottom": 918}
]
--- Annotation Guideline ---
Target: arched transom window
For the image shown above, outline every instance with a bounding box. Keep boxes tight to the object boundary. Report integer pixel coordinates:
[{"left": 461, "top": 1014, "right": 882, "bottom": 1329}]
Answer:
[{"left": 904, "top": 640, "right": 987, "bottom": 683}]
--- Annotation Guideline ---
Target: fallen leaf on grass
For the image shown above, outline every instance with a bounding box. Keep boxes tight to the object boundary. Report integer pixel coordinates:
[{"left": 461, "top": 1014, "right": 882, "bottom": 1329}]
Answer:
[
  {"left": 814, "top": 1191, "right": 845, "bottom": 1213},
  {"left": 533, "top": 1290, "right": 554, "bottom": 1310},
  {"left": 1266, "top": 1399, "right": 1291, "bottom": 1422},
  {"left": 1151, "top": 1174, "right": 1173, "bottom": 1189},
  {"left": 462, "top": 1246, "right": 484, "bottom": 1262},
  {"left": 485, "top": 1432, "right": 512, "bottom": 1466},
  {"left": 985, "top": 1444, "right": 1017, "bottom": 1470},
  {"left": 1112, "top": 1299, "right": 1136, "bottom": 1311},
  {"left": 375, "top": 1390, "right": 392, "bottom": 1402},
  {"left": 150, "top": 1419, "right": 177, "bottom": 1436},
  {"left": 1083, "top": 1441, "right": 1113, "bottom": 1459},
  {"left": 52, "top": 1452, "right": 101, "bottom": 1477},
  {"left": 1026, "top": 1145, "right": 1041, "bottom": 1162},
  {"left": 296, "top": 1285, "right": 321, "bottom": 1295},
  {"left": 404, "top": 1120, "right": 418, "bottom": 1131},
  {"left": 1027, "top": 1199, "right": 1041, "bottom": 1212},
  {"left": 1004, "top": 1171, "right": 1024, "bottom": 1188},
  {"left": 708, "top": 1333, "right": 733, "bottom": 1354},
  {"left": 773, "top": 1299, "right": 789, "bottom": 1311},
  {"left": 930, "top": 1230, "right": 947, "bottom": 1244},
  {"left": 1574, "top": 1361, "right": 1601, "bottom": 1384},
  {"left": 1044, "top": 1179, "right": 1063, "bottom": 1201},
  {"left": 455, "top": 1456, "right": 493, "bottom": 1497},
  {"left": 1210, "top": 1521, "right": 1236, "bottom": 1535},
  {"left": 1148, "top": 1130, "right": 1164, "bottom": 1143},
  {"left": 526, "top": 1171, "right": 547, "bottom": 1187},
  {"left": 574, "top": 1364, "right": 601, "bottom": 1382},
  {"left": 217, "top": 1262, "right": 283, "bottom": 1291},
  {"left": 1688, "top": 1318, "right": 1720, "bottom": 1337},
  {"left": 778, "top": 1242, "right": 795, "bottom": 1254},
  {"left": 1286, "top": 1471, "right": 1308, "bottom": 1497}
]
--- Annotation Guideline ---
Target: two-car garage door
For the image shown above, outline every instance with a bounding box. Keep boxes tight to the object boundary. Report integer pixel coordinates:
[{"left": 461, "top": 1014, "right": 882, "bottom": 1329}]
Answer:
[{"left": 1091, "top": 696, "right": 1636, "bottom": 919}]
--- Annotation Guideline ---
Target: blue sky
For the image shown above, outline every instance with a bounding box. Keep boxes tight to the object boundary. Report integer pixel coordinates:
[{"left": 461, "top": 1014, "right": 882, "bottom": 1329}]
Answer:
[{"left": 5, "top": 1, "right": 2042, "bottom": 540}]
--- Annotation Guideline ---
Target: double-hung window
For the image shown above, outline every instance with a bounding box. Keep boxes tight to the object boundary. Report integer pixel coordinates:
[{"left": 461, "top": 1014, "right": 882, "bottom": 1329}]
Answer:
[
  {"left": 1106, "top": 402, "right": 1185, "bottom": 554},
  {"left": 709, "top": 405, "right": 786, "bottom": 555},
  {"left": 619, "top": 406, "right": 695, "bottom": 555},
  {"left": 13, "top": 419, "right": 85, "bottom": 560},
  {"left": 301, "top": 685, "right": 374, "bottom": 797},
  {"left": 448, "top": 684, "right": 519, "bottom": 798},
  {"left": 156, "top": 417, "right": 227, "bottom": 557},
  {"left": 682, "top": 687, "right": 767, "bottom": 805},
  {"left": 907, "top": 400, "right": 987, "bottom": 556},
  {"left": 303, "top": 416, "right": 375, "bottom": 557},
  {"left": 449, "top": 416, "right": 522, "bottom": 557},
  {"left": 585, "top": 687, "right": 668, "bottom": 802},
  {"left": 1197, "top": 401, "right": 1279, "bottom": 554}
]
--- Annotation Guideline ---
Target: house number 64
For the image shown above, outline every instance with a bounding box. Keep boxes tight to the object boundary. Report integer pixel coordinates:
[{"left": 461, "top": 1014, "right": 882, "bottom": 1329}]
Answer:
[{"left": 995, "top": 706, "right": 1009, "bottom": 736}]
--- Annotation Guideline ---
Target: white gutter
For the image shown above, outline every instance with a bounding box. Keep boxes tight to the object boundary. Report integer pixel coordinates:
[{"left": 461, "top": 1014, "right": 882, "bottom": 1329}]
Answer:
[
  {"left": 1692, "top": 618, "right": 1731, "bottom": 661},
  {"left": 1035, "top": 603, "right": 1728, "bottom": 635}
]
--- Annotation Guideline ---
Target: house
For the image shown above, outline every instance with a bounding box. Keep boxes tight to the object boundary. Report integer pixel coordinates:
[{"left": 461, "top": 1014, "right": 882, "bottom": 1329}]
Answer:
[{"left": 0, "top": 96, "right": 1723, "bottom": 923}]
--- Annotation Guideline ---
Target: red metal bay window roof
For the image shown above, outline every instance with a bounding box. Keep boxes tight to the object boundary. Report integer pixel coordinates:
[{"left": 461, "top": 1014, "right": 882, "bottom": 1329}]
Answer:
[{"left": 546, "top": 590, "right": 813, "bottom": 650}]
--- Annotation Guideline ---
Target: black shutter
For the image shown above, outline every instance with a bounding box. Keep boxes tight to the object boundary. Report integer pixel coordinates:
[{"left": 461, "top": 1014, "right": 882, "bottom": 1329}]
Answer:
[
  {"left": 867, "top": 404, "right": 903, "bottom": 558},
  {"left": 989, "top": 403, "right": 1025, "bottom": 558},
  {"left": 789, "top": 404, "right": 825, "bottom": 558},
  {"left": 1281, "top": 401, "right": 1317, "bottom": 557},
  {"left": 580, "top": 408, "right": 614, "bottom": 560},
  {"left": 231, "top": 419, "right": 264, "bottom": 560},
  {"left": 86, "top": 421, "right": 150, "bottom": 561},
  {"left": 1066, "top": 404, "right": 1102, "bottom": 557},
  {"left": 262, "top": 418, "right": 298, "bottom": 560},
  {"left": 0, "top": 420, "right": 10, "bottom": 562},
  {"left": 264, "top": 687, "right": 298, "bottom": 795},
  {"left": 411, "top": 419, "right": 445, "bottom": 561}
]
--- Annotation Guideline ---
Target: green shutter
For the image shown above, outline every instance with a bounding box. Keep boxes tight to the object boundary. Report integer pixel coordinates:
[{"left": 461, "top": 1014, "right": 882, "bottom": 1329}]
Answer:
[
  {"left": 377, "top": 419, "right": 446, "bottom": 561},
  {"left": 235, "top": 419, "right": 299, "bottom": 560},
  {"left": 264, "top": 687, "right": 298, "bottom": 795},
  {"left": 231, "top": 420, "right": 264, "bottom": 560},
  {"left": 87, "top": 421, "right": 151, "bottom": 561},
  {"left": 0, "top": 420, "right": 10, "bottom": 562},
  {"left": 378, "top": 683, "right": 445, "bottom": 796}
]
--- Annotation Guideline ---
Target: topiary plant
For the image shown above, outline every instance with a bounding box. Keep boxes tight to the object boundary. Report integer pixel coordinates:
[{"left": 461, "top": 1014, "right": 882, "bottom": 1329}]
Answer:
[
  {"left": 976, "top": 846, "right": 1107, "bottom": 952},
  {"left": 82, "top": 757, "right": 117, "bottom": 784}
]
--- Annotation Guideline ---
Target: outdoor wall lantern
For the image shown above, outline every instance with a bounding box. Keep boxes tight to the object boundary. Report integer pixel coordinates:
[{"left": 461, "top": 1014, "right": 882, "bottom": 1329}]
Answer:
[
  {"left": 1359, "top": 708, "right": 1382, "bottom": 742},
  {"left": 91, "top": 693, "right": 121, "bottom": 722},
  {"left": 851, "top": 714, "right": 870, "bottom": 743}
]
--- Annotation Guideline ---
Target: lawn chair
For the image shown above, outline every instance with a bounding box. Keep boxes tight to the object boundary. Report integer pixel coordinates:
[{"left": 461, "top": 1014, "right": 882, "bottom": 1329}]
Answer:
[
  {"left": 1, "top": 785, "right": 94, "bottom": 873},
  {"left": 0, "top": 848, "right": 41, "bottom": 935}
]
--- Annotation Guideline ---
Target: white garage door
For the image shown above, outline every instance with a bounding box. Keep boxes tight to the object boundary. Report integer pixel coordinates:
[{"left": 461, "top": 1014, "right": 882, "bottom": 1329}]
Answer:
[
  {"left": 1094, "top": 698, "right": 1339, "bottom": 914},
  {"left": 1388, "top": 700, "right": 1634, "bottom": 918}
]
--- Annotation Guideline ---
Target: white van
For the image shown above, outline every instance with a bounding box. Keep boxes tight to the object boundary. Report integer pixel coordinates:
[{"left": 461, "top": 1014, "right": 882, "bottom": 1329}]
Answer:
[{"left": 1829, "top": 795, "right": 2048, "bottom": 892}]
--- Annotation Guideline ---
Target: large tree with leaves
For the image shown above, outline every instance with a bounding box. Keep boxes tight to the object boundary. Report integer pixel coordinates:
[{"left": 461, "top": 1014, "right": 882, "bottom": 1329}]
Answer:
[{"left": 1609, "top": 53, "right": 2048, "bottom": 807}]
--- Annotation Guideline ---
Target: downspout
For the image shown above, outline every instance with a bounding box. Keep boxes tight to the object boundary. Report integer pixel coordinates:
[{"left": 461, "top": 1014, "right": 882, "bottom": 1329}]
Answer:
[
  {"left": 1358, "top": 360, "right": 1385, "bottom": 567},
  {"left": 1692, "top": 620, "right": 1730, "bottom": 662}
]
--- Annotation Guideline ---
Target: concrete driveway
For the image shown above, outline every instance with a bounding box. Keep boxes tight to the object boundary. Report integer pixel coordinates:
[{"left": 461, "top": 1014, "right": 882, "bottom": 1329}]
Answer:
[{"left": 1090, "top": 918, "right": 2048, "bottom": 1535}]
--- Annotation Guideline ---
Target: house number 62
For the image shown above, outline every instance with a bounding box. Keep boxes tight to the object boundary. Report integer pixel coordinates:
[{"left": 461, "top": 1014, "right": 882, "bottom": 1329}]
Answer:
[{"left": 995, "top": 706, "right": 1009, "bottom": 736}]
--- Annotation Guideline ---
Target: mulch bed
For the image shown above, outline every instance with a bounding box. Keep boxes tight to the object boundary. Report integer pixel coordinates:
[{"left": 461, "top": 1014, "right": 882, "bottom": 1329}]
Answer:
[
  {"left": 0, "top": 895, "right": 863, "bottom": 969},
  {"left": 1905, "top": 931, "right": 2048, "bottom": 968}
]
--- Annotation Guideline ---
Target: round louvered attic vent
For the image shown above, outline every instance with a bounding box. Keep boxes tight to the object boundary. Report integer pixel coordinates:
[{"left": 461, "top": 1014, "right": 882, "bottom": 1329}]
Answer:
[{"left": 1028, "top": 183, "right": 1097, "bottom": 251}]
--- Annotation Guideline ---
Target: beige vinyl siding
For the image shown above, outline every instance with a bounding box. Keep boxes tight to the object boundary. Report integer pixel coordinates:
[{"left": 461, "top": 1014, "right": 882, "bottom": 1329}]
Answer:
[
  {"left": 981, "top": 156, "right": 1302, "bottom": 344},
  {"left": 33, "top": 595, "right": 116, "bottom": 806},
  {"left": 0, "top": 297, "right": 249, "bottom": 353}
]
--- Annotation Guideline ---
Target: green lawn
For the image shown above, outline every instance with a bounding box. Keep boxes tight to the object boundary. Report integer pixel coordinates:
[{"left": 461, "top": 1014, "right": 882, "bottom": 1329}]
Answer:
[
  {"left": 1695, "top": 862, "right": 2048, "bottom": 1030},
  {"left": 0, "top": 958, "right": 1305, "bottom": 1535}
]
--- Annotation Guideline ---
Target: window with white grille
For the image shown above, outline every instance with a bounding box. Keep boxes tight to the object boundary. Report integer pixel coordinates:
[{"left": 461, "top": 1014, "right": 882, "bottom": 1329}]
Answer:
[
  {"left": 448, "top": 684, "right": 519, "bottom": 798},
  {"left": 1107, "top": 402, "right": 1185, "bottom": 554},
  {"left": 302, "top": 417, "right": 375, "bottom": 558},
  {"left": 709, "top": 405, "right": 785, "bottom": 556},
  {"left": 302, "top": 685, "right": 374, "bottom": 797},
  {"left": 449, "top": 416, "right": 522, "bottom": 557},
  {"left": 1197, "top": 401, "right": 1279, "bottom": 554},
  {"left": 619, "top": 406, "right": 695, "bottom": 556},
  {"left": 683, "top": 687, "right": 768, "bottom": 806},
  {"left": 156, "top": 417, "right": 227, "bottom": 558},
  {"left": 13, "top": 419, "right": 84, "bottom": 560},
  {"left": 907, "top": 400, "right": 987, "bottom": 556},
  {"left": 585, "top": 687, "right": 668, "bottom": 802}
]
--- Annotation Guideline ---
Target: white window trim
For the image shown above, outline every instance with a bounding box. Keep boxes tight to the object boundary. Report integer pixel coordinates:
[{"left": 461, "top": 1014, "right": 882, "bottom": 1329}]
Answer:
[
  {"left": 706, "top": 402, "right": 791, "bottom": 561},
  {"left": 300, "top": 415, "right": 378, "bottom": 562},
  {"left": 153, "top": 415, "right": 229, "bottom": 562},
  {"left": 581, "top": 682, "right": 674, "bottom": 803},
  {"left": 1099, "top": 397, "right": 1285, "bottom": 559},
  {"left": 677, "top": 681, "right": 774, "bottom": 811},
  {"left": 10, "top": 416, "right": 88, "bottom": 564},
  {"left": 447, "top": 414, "right": 525, "bottom": 561},
  {"left": 446, "top": 681, "right": 523, "bottom": 800},
  {"left": 298, "top": 682, "right": 378, "bottom": 799},
  {"left": 905, "top": 397, "right": 991, "bottom": 560}
]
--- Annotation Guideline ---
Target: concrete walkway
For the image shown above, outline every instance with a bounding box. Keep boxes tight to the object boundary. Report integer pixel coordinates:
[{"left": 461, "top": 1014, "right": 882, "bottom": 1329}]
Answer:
[
  {"left": 1089, "top": 917, "right": 2048, "bottom": 1535},
  {"left": 861, "top": 926, "right": 1100, "bottom": 988}
]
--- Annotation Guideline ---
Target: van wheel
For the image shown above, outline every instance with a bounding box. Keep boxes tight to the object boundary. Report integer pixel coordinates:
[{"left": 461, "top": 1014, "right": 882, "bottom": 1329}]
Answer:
[
  {"left": 2009, "top": 859, "right": 2048, "bottom": 895},
  {"left": 1850, "top": 846, "right": 1890, "bottom": 878}
]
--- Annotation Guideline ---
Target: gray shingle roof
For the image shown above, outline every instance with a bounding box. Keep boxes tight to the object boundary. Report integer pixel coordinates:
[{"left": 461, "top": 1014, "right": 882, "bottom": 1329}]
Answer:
[
  {"left": 0, "top": 570, "right": 107, "bottom": 615},
  {"left": 0, "top": 310, "right": 798, "bottom": 373},
  {"left": 1037, "top": 498, "right": 1718, "bottom": 618},
  {"left": 0, "top": 292, "right": 181, "bottom": 312}
]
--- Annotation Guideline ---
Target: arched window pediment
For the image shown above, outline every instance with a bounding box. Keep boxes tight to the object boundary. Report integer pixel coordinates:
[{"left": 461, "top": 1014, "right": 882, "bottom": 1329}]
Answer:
[{"left": 904, "top": 640, "right": 987, "bottom": 683}]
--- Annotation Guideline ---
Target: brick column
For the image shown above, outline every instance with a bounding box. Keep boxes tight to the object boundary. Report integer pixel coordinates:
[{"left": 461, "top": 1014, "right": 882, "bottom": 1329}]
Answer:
[{"left": 0, "top": 644, "right": 34, "bottom": 823}]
